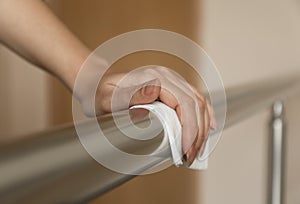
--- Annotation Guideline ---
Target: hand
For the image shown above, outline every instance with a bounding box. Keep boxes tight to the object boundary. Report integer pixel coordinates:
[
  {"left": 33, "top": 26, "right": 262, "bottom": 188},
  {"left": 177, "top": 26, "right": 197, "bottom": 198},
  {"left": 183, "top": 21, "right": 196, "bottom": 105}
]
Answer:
[{"left": 76, "top": 65, "right": 217, "bottom": 165}]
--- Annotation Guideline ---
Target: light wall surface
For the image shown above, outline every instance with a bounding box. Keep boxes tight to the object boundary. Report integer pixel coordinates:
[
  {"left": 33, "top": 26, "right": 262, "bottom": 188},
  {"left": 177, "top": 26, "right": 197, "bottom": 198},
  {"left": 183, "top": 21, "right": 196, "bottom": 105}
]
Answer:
[{"left": 200, "top": 0, "right": 300, "bottom": 203}]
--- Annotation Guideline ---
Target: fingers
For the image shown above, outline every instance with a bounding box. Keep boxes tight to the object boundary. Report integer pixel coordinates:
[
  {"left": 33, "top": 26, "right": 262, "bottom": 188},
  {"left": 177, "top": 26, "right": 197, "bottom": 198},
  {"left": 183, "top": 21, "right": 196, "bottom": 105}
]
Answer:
[
  {"left": 128, "top": 79, "right": 161, "bottom": 122},
  {"left": 182, "top": 90, "right": 217, "bottom": 166},
  {"left": 109, "top": 78, "right": 161, "bottom": 112},
  {"left": 129, "top": 79, "right": 161, "bottom": 106},
  {"left": 188, "top": 84, "right": 217, "bottom": 130},
  {"left": 150, "top": 70, "right": 215, "bottom": 166},
  {"left": 158, "top": 88, "right": 199, "bottom": 165},
  {"left": 198, "top": 99, "right": 211, "bottom": 156},
  {"left": 185, "top": 95, "right": 210, "bottom": 165},
  {"left": 206, "top": 100, "right": 217, "bottom": 129}
]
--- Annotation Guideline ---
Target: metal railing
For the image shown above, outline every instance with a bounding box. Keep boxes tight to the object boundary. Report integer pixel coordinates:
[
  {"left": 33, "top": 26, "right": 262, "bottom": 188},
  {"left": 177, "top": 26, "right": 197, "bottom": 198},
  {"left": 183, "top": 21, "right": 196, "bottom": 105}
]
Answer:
[{"left": 0, "top": 75, "right": 299, "bottom": 204}]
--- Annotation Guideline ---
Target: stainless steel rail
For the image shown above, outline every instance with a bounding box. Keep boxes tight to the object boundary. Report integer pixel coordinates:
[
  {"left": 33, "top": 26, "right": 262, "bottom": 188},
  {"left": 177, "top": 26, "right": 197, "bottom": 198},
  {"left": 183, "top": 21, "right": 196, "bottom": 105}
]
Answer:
[{"left": 0, "top": 76, "right": 299, "bottom": 204}]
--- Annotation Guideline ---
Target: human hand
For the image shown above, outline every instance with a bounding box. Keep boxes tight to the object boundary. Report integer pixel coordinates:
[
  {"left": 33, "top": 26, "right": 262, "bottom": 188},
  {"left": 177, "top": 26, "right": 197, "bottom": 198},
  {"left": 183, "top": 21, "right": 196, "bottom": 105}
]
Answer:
[{"left": 75, "top": 65, "right": 217, "bottom": 165}]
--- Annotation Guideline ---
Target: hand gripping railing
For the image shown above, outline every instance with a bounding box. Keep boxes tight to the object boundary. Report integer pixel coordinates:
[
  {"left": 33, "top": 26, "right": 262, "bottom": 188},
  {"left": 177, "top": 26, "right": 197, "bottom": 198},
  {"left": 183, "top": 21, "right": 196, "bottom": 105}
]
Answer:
[{"left": 0, "top": 76, "right": 299, "bottom": 204}]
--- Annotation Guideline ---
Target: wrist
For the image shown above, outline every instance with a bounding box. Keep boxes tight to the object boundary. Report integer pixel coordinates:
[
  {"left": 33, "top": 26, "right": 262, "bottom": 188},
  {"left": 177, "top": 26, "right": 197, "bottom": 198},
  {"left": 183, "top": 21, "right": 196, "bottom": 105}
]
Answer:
[
  {"left": 69, "top": 51, "right": 109, "bottom": 104},
  {"left": 61, "top": 48, "right": 91, "bottom": 92}
]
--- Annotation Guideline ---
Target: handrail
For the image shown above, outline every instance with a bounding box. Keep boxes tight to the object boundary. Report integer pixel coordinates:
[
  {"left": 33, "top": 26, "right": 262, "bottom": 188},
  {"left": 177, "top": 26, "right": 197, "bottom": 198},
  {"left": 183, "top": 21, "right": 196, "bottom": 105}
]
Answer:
[{"left": 0, "top": 75, "right": 299, "bottom": 203}]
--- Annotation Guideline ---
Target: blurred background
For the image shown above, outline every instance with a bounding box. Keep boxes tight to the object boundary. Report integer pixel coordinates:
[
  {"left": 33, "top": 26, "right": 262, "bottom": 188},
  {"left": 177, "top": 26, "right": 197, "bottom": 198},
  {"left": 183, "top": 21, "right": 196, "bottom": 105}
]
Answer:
[{"left": 0, "top": 0, "right": 300, "bottom": 203}]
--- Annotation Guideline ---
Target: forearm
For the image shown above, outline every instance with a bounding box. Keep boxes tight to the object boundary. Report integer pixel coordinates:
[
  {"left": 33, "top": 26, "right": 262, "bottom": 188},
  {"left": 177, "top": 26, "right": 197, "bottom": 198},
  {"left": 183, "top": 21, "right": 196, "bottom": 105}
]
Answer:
[{"left": 0, "top": 0, "right": 90, "bottom": 89}]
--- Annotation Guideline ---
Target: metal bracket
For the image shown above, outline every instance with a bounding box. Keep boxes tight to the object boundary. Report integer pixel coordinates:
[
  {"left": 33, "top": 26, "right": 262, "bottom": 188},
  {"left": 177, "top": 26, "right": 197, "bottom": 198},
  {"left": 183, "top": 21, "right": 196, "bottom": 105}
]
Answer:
[{"left": 268, "top": 100, "right": 285, "bottom": 204}]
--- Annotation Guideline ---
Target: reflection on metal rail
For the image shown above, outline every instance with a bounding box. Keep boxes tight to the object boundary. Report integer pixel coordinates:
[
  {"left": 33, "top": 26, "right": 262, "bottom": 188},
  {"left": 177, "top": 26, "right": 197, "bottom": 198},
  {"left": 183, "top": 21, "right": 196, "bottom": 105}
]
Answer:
[{"left": 0, "top": 76, "right": 299, "bottom": 204}]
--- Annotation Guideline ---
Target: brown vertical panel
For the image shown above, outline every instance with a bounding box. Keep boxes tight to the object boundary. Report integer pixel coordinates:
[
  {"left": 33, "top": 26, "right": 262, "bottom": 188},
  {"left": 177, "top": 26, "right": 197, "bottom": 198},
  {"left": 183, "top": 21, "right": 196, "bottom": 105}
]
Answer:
[
  {"left": 47, "top": 75, "right": 73, "bottom": 126},
  {"left": 46, "top": 0, "right": 73, "bottom": 126},
  {"left": 0, "top": 45, "right": 13, "bottom": 139},
  {"left": 47, "top": 0, "right": 203, "bottom": 203}
]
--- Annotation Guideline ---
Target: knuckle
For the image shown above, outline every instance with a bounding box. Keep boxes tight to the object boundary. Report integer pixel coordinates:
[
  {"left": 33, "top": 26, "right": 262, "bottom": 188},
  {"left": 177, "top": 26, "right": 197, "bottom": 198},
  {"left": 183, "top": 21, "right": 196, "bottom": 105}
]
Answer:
[
  {"left": 199, "top": 131, "right": 206, "bottom": 139},
  {"left": 198, "top": 100, "right": 205, "bottom": 110},
  {"left": 184, "top": 96, "right": 196, "bottom": 107},
  {"left": 196, "top": 137, "right": 204, "bottom": 149}
]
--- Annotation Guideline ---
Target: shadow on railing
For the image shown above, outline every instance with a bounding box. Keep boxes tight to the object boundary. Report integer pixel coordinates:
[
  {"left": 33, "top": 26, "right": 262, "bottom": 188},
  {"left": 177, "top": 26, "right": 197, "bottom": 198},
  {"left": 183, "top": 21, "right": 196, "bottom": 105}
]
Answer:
[{"left": 0, "top": 75, "right": 299, "bottom": 204}]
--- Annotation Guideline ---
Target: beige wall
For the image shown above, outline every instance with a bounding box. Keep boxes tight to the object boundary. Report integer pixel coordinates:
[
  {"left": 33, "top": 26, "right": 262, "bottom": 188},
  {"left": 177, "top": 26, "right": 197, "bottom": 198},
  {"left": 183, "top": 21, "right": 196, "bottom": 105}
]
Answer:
[{"left": 200, "top": 0, "right": 300, "bottom": 203}]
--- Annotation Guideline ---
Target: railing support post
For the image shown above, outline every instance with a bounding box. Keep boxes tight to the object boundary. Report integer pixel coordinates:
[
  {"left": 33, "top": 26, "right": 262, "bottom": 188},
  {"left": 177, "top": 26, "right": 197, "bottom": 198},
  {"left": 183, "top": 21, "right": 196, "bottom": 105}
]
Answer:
[{"left": 268, "top": 100, "right": 285, "bottom": 204}]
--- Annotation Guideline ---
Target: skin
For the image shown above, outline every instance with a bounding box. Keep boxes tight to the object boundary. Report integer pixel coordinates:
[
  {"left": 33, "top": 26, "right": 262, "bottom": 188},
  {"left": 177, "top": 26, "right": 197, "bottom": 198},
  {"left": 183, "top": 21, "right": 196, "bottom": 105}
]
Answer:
[{"left": 0, "top": 0, "right": 217, "bottom": 165}]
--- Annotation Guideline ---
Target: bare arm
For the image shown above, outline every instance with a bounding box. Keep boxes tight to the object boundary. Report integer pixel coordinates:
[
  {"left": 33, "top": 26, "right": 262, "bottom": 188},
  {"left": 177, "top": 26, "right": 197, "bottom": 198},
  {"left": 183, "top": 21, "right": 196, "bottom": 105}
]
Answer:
[{"left": 0, "top": 0, "right": 90, "bottom": 89}]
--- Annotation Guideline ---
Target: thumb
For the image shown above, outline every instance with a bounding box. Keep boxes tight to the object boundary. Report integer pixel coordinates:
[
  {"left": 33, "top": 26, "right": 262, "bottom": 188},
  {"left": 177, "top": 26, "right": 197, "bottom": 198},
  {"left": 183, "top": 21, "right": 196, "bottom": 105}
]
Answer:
[{"left": 129, "top": 78, "right": 161, "bottom": 106}]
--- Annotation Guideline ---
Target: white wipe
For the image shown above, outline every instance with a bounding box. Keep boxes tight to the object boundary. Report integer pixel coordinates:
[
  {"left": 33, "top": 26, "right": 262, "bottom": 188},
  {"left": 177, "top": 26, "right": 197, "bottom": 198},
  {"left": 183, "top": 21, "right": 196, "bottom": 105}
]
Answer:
[{"left": 131, "top": 101, "right": 208, "bottom": 170}]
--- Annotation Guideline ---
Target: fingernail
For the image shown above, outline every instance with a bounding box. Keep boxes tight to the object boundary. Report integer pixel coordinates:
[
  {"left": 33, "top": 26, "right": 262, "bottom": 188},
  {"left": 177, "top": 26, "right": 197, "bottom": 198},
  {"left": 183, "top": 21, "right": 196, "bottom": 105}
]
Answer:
[
  {"left": 183, "top": 154, "right": 187, "bottom": 161},
  {"left": 187, "top": 158, "right": 193, "bottom": 167},
  {"left": 183, "top": 153, "right": 192, "bottom": 167},
  {"left": 182, "top": 154, "right": 188, "bottom": 166},
  {"left": 143, "top": 85, "right": 154, "bottom": 95},
  {"left": 186, "top": 153, "right": 193, "bottom": 167}
]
